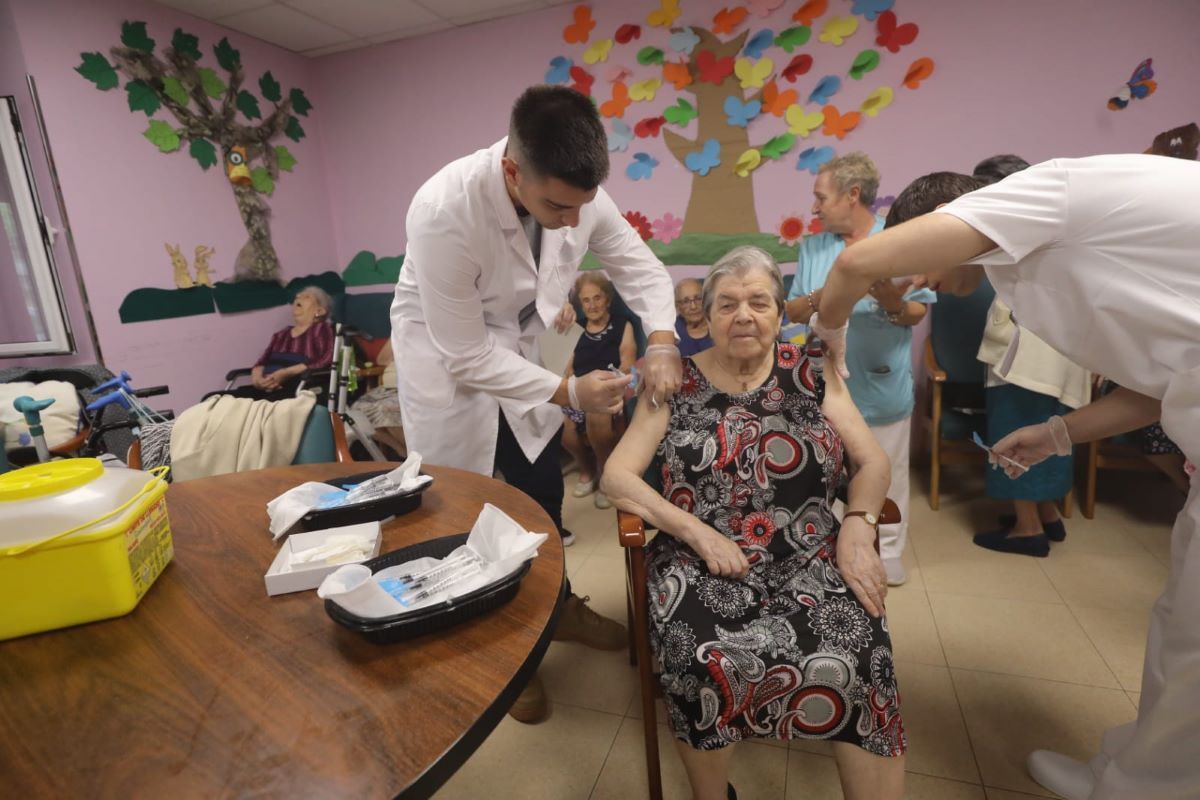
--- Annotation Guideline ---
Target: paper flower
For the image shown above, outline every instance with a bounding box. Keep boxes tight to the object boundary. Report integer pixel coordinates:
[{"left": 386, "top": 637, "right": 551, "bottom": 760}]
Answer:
[
  {"left": 623, "top": 210, "right": 653, "bottom": 240},
  {"left": 778, "top": 214, "right": 806, "bottom": 246},
  {"left": 870, "top": 194, "right": 896, "bottom": 215},
  {"left": 652, "top": 213, "right": 684, "bottom": 244},
  {"left": 808, "top": 217, "right": 824, "bottom": 234}
]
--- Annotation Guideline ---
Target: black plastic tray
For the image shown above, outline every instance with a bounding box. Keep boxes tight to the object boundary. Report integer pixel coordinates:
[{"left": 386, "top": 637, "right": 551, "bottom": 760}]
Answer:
[
  {"left": 296, "top": 469, "right": 432, "bottom": 533},
  {"left": 323, "top": 532, "right": 532, "bottom": 644}
]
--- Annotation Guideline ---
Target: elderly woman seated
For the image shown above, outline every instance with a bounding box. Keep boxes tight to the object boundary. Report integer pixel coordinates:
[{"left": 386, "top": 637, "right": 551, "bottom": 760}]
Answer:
[
  {"left": 231, "top": 286, "right": 335, "bottom": 401},
  {"left": 602, "top": 246, "right": 906, "bottom": 800}
]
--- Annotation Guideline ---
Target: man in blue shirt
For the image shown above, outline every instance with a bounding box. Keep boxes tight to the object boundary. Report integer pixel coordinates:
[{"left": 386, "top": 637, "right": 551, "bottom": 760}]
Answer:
[{"left": 784, "top": 152, "right": 935, "bottom": 586}]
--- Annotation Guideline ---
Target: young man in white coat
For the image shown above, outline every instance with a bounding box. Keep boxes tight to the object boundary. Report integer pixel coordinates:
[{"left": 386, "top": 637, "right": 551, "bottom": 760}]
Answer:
[
  {"left": 390, "top": 86, "right": 682, "bottom": 723},
  {"left": 810, "top": 159, "right": 1200, "bottom": 800}
]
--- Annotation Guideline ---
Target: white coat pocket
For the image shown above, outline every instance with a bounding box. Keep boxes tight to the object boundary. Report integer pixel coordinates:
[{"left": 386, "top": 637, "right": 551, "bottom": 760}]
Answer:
[{"left": 394, "top": 320, "right": 457, "bottom": 410}]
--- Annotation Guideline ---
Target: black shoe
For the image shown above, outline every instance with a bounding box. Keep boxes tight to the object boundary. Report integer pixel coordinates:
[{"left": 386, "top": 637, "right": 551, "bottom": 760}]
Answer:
[
  {"left": 998, "top": 515, "right": 1066, "bottom": 542},
  {"left": 974, "top": 528, "right": 1050, "bottom": 557},
  {"left": 727, "top": 784, "right": 738, "bottom": 800}
]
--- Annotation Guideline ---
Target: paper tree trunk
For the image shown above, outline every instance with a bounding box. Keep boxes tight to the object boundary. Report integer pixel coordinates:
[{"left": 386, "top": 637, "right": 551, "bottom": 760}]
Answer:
[{"left": 232, "top": 183, "right": 281, "bottom": 282}]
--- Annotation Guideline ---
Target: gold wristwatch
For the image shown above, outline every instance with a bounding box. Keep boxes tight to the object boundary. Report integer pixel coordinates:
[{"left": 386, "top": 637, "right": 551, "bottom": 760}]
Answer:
[{"left": 844, "top": 510, "right": 879, "bottom": 529}]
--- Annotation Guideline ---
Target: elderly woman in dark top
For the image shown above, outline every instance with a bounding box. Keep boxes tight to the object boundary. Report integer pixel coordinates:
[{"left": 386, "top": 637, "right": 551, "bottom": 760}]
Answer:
[
  {"left": 603, "top": 246, "right": 905, "bottom": 800},
  {"left": 236, "top": 286, "right": 334, "bottom": 400}
]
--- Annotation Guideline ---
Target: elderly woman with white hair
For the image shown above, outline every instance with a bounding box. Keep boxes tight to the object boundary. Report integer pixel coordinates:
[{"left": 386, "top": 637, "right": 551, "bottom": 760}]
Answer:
[
  {"left": 603, "top": 246, "right": 906, "bottom": 800},
  {"left": 234, "top": 285, "right": 335, "bottom": 401}
]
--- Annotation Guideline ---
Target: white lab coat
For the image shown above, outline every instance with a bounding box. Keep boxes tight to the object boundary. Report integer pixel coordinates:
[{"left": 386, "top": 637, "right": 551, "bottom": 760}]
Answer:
[
  {"left": 939, "top": 154, "right": 1200, "bottom": 799},
  {"left": 390, "top": 138, "right": 676, "bottom": 475}
]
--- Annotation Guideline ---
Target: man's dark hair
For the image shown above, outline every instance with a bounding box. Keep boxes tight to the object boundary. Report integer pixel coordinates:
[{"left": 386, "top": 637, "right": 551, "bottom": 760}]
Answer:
[
  {"left": 885, "top": 172, "right": 986, "bottom": 228},
  {"left": 972, "top": 154, "right": 1030, "bottom": 185},
  {"left": 509, "top": 85, "right": 609, "bottom": 190}
]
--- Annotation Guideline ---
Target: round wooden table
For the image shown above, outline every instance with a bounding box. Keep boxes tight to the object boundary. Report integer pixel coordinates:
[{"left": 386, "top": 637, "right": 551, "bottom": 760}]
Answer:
[{"left": 0, "top": 463, "right": 565, "bottom": 799}]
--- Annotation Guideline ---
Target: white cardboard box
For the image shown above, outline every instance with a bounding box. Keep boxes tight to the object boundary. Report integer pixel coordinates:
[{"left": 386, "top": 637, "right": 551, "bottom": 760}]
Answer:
[{"left": 264, "top": 522, "right": 382, "bottom": 596}]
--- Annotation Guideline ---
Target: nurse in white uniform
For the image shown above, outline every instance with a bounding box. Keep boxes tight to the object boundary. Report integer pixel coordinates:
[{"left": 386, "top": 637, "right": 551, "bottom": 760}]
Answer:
[{"left": 811, "top": 155, "right": 1200, "bottom": 800}]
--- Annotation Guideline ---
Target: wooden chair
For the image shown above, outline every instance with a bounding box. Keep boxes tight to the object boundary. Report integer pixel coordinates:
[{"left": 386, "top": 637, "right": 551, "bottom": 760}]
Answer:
[
  {"left": 616, "top": 498, "right": 902, "bottom": 800},
  {"left": 923, "top": 336, "right": 988, "bottom": 511},
  {"left": 1081, "top": 384, "right": 1157, "bottom": 519}
]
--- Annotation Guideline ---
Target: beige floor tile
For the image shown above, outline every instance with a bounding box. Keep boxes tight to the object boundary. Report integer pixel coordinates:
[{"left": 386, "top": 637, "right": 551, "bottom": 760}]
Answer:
[
  {"left": 913, "top": 534, "right": 1063, "bottom": 604},
  {"left": 889, "top": 543, "right": 927, "bottom": 591},
  {"left": 929, "top": 593, "right": 1119, "bottom": 688},
  {"left": 1048, "top": 510, "right": 1157, "bottom": 556},
  {"left": 1126, "top": 690, "right": 1140, "bottom": 710},
  {"left": 1039, "top": 550, "right": 1167, "bottom": 613},
  {"left": 785, "top": 750, "right": 985, "bottom": 800},
  {"left": 1127, "top": 524, "right": 1174, "bottom": 569},
  {"left": 985, "top": 790, "right": 1050, "bottom": 800},
  {"left": 901, "top": 773, "right": 987, "bottom": 799},
  {"left": 541, "top": 640, "right": 638, "bottom": 716},
  {"left": 884, "top": 586, "right": 948, "bottom": 667},
  {"left": 568, "top": 552, "right": 629, "bottom": 624},
  {"left": 1069, "top": 605, "right": 1152, "bottom": 692},
  {"left": 591, "top": 715, "right": 788, "bottom": 800},
  {"left": 951, "top": 669, "right": 1136, "bottom": 796},
  {"left": 892, "top": 661, "right": 981, "bottom": 783},
  {"left": 434, "top": 703, "right": 622, "bottom": 800}
]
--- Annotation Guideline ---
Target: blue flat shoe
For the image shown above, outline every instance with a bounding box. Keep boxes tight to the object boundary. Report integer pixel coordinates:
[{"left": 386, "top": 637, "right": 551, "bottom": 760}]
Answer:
[{"left": 974, "top": 528, "right": 1050, "bottom": 557}]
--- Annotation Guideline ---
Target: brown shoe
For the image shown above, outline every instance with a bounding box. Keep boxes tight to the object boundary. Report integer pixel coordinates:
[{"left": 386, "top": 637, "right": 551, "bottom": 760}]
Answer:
[
  {"left": 553, "top": 593, "right": 626, "bottom": 651},
  {"left": 508, "top": 674, "right": 548, "bottom": 724}
]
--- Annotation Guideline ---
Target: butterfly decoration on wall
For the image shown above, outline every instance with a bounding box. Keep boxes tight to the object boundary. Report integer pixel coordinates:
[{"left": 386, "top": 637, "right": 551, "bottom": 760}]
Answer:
[
  {"left": 685, "top": 139, "right": 722, "bottom": 176},
  {"left": 1108, "top": 58, "right": 1157, "bottom": 111},
  {"left": 607, "top": 119, "right": 633, "bottom": 152},
  {"left": 626, "top": 152, "right": 659, "bottom": 180}
]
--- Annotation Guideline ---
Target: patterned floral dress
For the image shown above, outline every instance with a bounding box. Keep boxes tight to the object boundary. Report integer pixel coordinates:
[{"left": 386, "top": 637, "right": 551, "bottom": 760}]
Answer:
[{"left": 646, "top": 343, "right": 906, "bottom": 755}]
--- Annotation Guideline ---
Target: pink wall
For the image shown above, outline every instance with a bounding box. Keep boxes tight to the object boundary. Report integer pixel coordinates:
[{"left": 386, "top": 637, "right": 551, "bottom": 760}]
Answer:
[{"left": 3, "top": 0, "right": 337, "bottom": 408}]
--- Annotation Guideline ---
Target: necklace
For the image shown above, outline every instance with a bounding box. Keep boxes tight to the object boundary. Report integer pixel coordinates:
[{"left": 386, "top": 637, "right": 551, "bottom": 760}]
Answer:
[{"left": 711, "top": 351, "right": 773, "bottom": 392}]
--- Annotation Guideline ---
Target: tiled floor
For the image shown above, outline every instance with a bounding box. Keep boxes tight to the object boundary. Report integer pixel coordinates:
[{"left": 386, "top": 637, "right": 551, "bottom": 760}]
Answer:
[{"left": 434, "top": 468, "right": 1181, "bottom": 799}]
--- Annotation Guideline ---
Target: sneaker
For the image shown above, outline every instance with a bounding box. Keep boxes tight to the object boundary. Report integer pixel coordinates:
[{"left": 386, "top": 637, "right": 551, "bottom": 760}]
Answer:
[
  {"left": 998, "top": 514, "right": 1067, "bottom": 542},
  {"left": 973, "top": 528, "right": 1050, "bottom": 557},
  {"left": 1027, "top": 750, "right": 1094, "bottom": 800},
  {"left": 883, "top": 557, "right": 908, "bottom": 586},
  {"left": 507, "top": 674, "right": 549, "bottom": 724},
  {"left": 554, "top": 593, "right": 626, "bottom": 651},
  {"left": 594, "top": 490, "right": 612, "bottom": 509},
  {"left": 560, "top": 528, "right": 576, "bottom": 547},
  {"left": 572, "top": 478, "right": 596, "bottom": 498}
]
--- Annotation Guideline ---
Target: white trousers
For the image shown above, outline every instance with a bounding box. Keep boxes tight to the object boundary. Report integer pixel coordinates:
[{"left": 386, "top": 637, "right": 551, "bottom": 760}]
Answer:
[
  {"left": 1089, "top": 368, "right": 1200, "bottom": 799},
  {"left": 870, "top": 416, "right": 911, "bottom": 564}
]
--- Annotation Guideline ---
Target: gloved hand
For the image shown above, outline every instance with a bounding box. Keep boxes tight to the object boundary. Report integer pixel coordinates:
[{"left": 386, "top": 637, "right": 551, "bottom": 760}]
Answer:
[
  {"left": 809, "top": 313, "right": 850, "bottom": 379},
  {"left": 991, "top": 415, "right": 1073, "bottom": 479},
  {"left": 568, "top": 370, "right": 633, "bottom": 415},
  {"left": 553, "top": 302, "right": 576, "bottom": 334},
  {"left": 640, "top": 344, "right": 683, "bottom": 408}
]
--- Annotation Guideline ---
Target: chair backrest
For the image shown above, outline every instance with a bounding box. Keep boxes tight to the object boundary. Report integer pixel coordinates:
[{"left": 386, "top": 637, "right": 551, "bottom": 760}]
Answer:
[
  {"left": 337, "top": 292, "right": 394, "bottom": 340},
  {"left": 292, "top": 406, "right": 337, "bottom": 464},
  {"left": 929, "top": 278, "right": 995, "bottom": 385}
]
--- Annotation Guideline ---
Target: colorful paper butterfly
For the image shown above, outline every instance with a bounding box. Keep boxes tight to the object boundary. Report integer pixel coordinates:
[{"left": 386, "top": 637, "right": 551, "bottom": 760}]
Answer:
[
  {"left": 782, "top": 54, "right": 814, "bottom": 82},
  {"left": 600, "top": 82, "right": 631, "bottom": 117},
  {"left": 808, "top": 74, "right": 841, "bottom": 105},
  {"left": 743, "top": 29, "right": 776, "bottom": 60},
  {"left": 775, "top": 26, "right": 811, "bottom": 52},
  {"left": 584, "top": 38, "right": 613, "bottom": 64},
  {"left": 762, "top": 81, "right": 798, "bottom": 116},
  {"left": 1108, "top": 58, "right": 1157, "bottom": 110},
  {"left": 569, "top": 66, "right": 594, "bottom": 96},
  {"left": 615, "top": 24, "right": 641, "bottom": 44},
  {"left": 647, "top": 0, "right": 681, "bottom": 28},
  {"left": 851, "top": 0, "right": 894, "bottom": 22},
  {"left": 796, "top": 145, "right": 835, "bottom": 174},
  {"left": 545, "top": 56, "right": 573, "bottom": 84},
  {"left": 818, "top": 16, "right": 858, "bottom": 46},
  {"left": 902, "top": 58, "right": 933, "bottom": 89},
  {"left": 563, "top": 5, "right": 596, "bottom": 44},
  {"left": 608, "top": 119, "right": 633, "bottom": 152},
  {"left": 860, "top": 86, "right": 893, "bottom": 116},
  {"left": 747, "top": 0, "right": 786, "bottom": 17},
  {"left": 821, "top": 105, "right": 860, "bottom": 139},
  {"left": 875, "top": 10, "right": 918, "bottom": 53},
  {"left": 686, "top": 139, "right": 722, "bottom": 176},
  {"left": 792, "top": 0, "right": 828, "bottom": 26},
  {"left": 626, "top": 152, "right": 659, "bottom": 180},
  {"left": 696, "top": 50, "right": 736, "bottom": 85},
  {"left": 725, "top": 96, "right": 763, "bottom": 127},
  {"left": 634, "top": 116, "right": 666, "bottom": 137},
  {"left": 713, "top": 6, "right": 749, "bottom": 35},
  {"left": 735, "top": 57, "right": 774, "bottom": 89},
  {"left": 786, "top": 105, "right": 825, "bottom": 137},
  {"left": 734, "top": 148, "right": 763, "bottom": 177},
  {"left": 663, "top": 97, "right": 698, "bottom": 126},
  {"left": 630, "top": 77, "right": 663, "bottom": 101},
  {"left": 669, "top": 27, "right": 700, "bottom": 54},
  {"left": 662, "top": 61, "right": 693, "bottom": 90}
]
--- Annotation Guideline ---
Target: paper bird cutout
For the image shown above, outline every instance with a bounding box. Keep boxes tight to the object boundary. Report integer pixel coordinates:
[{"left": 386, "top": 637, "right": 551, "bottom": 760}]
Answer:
[
  {"left": 735, "top": 57, "right": 774, "bottom": 89},
  {"left": 819, "top": 16, "right": 858, "bottom": 46},
  {"left": 713, "top": 6, "right": 749, "bottom": 35},
  {"left": 669, "top": 27, "right": 700, "bottom": 54},
  {"left": 634, "top": 116, "right": 666, "bottom": 137},
  {"left": 725, "top": 95, "right": 763, "bottom": 127},
  {"left": 851, "top": 0, "right": 894, "bottom": 21},
  {"left": 860, "top": 86, "right": 893, "bottom": 116},
  {"left": 902, "top": 57, "right": 934, "bottom": 89},
  {"left": 747, "top": 0, "right": 786, "bottom": 17},
  {"left": 607, "top": 119, "right": 633, "bottom": 151},
  {"left": 564, "top": 5, "right": 596, "bottom": 44},
  {"left": 1108, "top": 58, "right": 1157, "bottom": 110},
  {"left": 663, "top": 97, "right": 698, "bottom": 126},
  {"left": 808, "top": 74, "right": 842, "bottom": 104},
  {"left": 762, "top": 81, "right": 798, "bottom": 116},
  {"left": 606, "top": 64, "right": 632, "bottom": 83},
  {"left": 782, "top": 54, "right": 814, "bottom": 82},
  {"left": 743, "top": 29, "right": 776, "bottom": 59},
  {"left": 849, "top": 49, "right": 880, "bottom": 79},
  {"left": 696, "top": 50, "right": 736, "bottom": 85},
  {"left": 546, "top": 56, "right": 573, "bottom": 84},
  {"left": 647, "top": 0, "right": 681, "bottom": 28},
  {"left": 600, "top": 82, "right": 631, "bottom": 117},
  {"left": 569, "top": 65, "right": 594, "bottom": 96},
  {"left": 875, "top": 11, "right": 918, "bottom": 53},
  {"left": 686, "top": 139, "right": 722, "bottom": 176},
  {"left": 821, "top": 105, "right": 860, "bottom": 139},
  {"left": 626, "top": 152, "right": 659, "bottom": 180},
  {"left": 775, "top": 26, "right": 811, "bottom": 52},
  {"left": 793, "top": 0, "right": 828, "bottom": 26},
  {"left": 584, "top": 38, "right": 613, "bottom": 64},
  {"left": 615, "top": 24, "right": 641, "bottom": 44},
  {"left": 760, "top": 132, "right": 797, "bottom": 159},
  {"left": 735, "top": 148, "right": 763, "bottom": 177},
  {"left": 637, "top": 46, "right": 665, "bottom": 65},
  {"left": 786, "top": 105, "right": 825, "bottom": 137},
  {"left": 630, "top": 77, "right": 663, "bottom": 101},
  {"left": 796, "top": 145, "right": 835, "bottom": 174},
  {"left": 662, "top": 60, "right": 693, "bottom": 90}
]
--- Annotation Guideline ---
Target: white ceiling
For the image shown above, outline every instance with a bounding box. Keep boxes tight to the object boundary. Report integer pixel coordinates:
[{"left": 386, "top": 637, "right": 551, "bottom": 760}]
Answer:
[{"left": 151, "top": 0, "right": 574, "bottom": 57}]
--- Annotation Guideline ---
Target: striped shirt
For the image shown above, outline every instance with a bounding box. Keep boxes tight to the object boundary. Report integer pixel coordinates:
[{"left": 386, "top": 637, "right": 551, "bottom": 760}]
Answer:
[{"left": 255, "top": 322, "right": 334, "bottom": 370}]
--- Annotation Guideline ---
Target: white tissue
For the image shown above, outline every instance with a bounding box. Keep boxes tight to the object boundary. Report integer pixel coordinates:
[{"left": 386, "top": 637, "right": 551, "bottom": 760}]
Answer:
[
  {"left": 285, "top": 532, "right": 375, "bottom": 570},
  {"left": 266, "top": 481, "right": 344, "bottom": 539}
]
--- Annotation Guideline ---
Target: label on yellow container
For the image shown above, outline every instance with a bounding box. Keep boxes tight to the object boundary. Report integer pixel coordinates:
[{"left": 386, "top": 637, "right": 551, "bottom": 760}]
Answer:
[{"left": 125, "top": 498, "right": 174, "bottom": 599}]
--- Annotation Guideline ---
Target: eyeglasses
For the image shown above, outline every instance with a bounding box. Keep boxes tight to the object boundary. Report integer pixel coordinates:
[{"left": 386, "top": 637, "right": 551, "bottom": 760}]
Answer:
[{"left": 677, "top": 297, "right": 702, "bottom": 306}]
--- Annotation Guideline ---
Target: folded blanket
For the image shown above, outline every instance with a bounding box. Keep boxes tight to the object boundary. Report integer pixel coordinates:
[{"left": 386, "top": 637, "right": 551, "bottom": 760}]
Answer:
[{"left": 170, "top": 391, "right": 317, "bottom": 481}]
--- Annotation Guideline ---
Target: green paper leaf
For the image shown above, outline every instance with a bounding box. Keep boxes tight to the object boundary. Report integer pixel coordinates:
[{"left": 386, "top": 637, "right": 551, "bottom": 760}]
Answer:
[
  {"left": 636, "top": 46, "right": 665, "bottom": 66},
  {"left": 76, "top": 52, "right": 118, "bottom": 90},
  {"left": 198, "top": 67, "right": 226, "bottom": 98},
  {"left": 774, "top": 26, "right": 811, "bottom": 53},
  {"left": 125, "top": 79, "right": 160, "bottom": 116},
  {"left": 189, "top": 138, "right": 217, "bottom": 170},
  {"left": 214, "top": 37, "right": 240, "bottom": 71},
  {"left": 849, "top": 49, "right": 881, "bottom": 80},
  {"left": 760, "top": 132, "right": 797, "bottom": 160},
  {"left": 663, "top": 98, "right": 697, "bottom": 127},
  {"left": 274, "top": 145, "right": 297, "bottom": 172},
  {"left": 285, "top": 116, "right": 305, "bottom": 142},
  {"left": 162, "top": 75, "right": 189, "bottom": 106},
  {"left": 236, "top": 90, "right": 261, "bottom": 120},
  {"left": 250, "top": 167, "right": 274, "bottom": 195},
  {"left": 143, "top": 119, "right": 180, "bottom": 153},
  {"left": 121, "top": 20, "right": 155, "bottom": 53},
  {"left": 171, "top": 28, "right": 202, "bottom": 61},
  {"left": 259, "top": 71, "right": 281, "bottom": 102},
  {"left": 289, "top": 87, "right": 312, "bottom": 116}
]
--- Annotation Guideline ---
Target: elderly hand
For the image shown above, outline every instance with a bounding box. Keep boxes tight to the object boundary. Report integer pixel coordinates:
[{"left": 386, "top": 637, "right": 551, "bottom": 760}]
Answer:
[
  {"left": 867, "top": 278, "right": 913, "bottom": 308},
  {"left": 836, "top": 518, "right": 888, "bottom": 617},
  {"left": 809, "top": 313, "right": 850, "bottom": 380},
  {"left": 685, "top": 521, "right": 750, "bottom": 579},
  {"left": 991, "top": 416, "right": 1072, "bottom": 479},
  {"left": 640, "top": 343, "right": 683, "bottom": 408},
  {"left": 570, "top": 369, "right": 633, "bottom": 414},
  {"left": 553, "top": 302, "right": 576, "bottom": 334}
]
